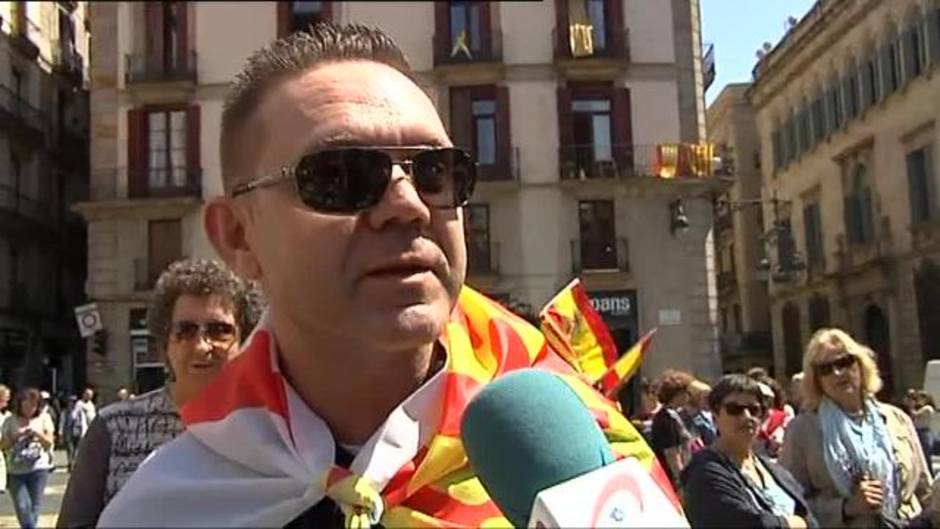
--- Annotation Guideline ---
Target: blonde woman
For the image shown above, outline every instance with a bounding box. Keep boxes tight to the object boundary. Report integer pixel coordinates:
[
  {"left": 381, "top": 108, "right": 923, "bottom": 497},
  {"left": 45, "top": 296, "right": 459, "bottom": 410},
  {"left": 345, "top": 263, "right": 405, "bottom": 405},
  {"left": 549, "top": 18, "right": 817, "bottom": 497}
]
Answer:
[{"left": 780, "top": 328, "right": 932, "bottom": 528}]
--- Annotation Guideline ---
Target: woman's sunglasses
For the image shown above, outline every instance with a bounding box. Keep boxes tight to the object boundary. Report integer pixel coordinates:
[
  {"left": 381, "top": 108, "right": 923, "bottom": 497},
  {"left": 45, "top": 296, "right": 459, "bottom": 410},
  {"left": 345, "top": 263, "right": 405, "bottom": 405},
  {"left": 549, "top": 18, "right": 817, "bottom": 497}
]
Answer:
[
  {"left": 722, "top": 402, "right": 765, "bottom": 417},
  {"left": 814, "top": 354, "right": 857, "bottom": 377},
  {"left": 170, "top": 320, "right": 238, "bottom": 348},
  {"left": 230, "top": 146, "right": 477, "bottom": 214}
]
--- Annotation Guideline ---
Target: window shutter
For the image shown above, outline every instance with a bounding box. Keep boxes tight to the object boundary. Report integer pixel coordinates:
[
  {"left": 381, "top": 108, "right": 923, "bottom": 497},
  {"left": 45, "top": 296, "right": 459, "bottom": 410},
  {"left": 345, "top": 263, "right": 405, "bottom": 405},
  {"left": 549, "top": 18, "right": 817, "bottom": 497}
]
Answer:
[
  {"left": 495, "top": 86, "right": 511, "bottom": 173},
  {"left": 276, "top": 2, "right": 291, "bottom": 38},
  {"left": 448, "top": 87, "right": 474, "bottom": 153},
  {"left": 174, "top": 2, "right": 189, "bottom": 70},
  {"left": 860, "top": 187, "right": 874, "bottom": 242},
  {"left": 611, "top": 87, "right": 633, "bottom": 175},
  {"left": 927, "top": 149, "right": 937, "bottom": 218},
  {"left": 879, "top": 42, "right": 893, "bottom": 97},
  {"left": 771, "top": 129, "right": 781, "bottom": 172},
  {"left": 803, "top": 204, "right": 815, "bottom": 263},
  {"left": 903, "top": 27, "right": 917, "bottom": 81},
  {"left": 859, "top": 60, "right": 872, "bottom": 110},
  {"left": 479, "top": 2, "right": 493, "bottom": 58},
  {"left": 554, "top": 0, "right": 570, "bottom": 58},
  {"left": 557, "top": 86, "right": 574, "bottom": 176},
  {"left": 434, "top": 2, "right": 450, "bottom": 62},
  {"left": 145, "top": 3, "right": 164, "bottom": 68},
  {"left": 608, "top": 0, "right": 625, "bottom": 57},
  {"left": 127, "top": 109, "right": 146, "bottom": 198},
  {"left": 842, "top": 70, "right": 856, "bottom": 121},
  {"left": 844, "top": 195, "right": 859, "bottom": 244},
  {"left": 908, "top": 151, "right": 928, "bottom": 223},
  {"left": 187, "top": 105, "right": 201, "bottom": 191},
  {"left": 928, "top": 8, "right": 940, "bottom": 67}
]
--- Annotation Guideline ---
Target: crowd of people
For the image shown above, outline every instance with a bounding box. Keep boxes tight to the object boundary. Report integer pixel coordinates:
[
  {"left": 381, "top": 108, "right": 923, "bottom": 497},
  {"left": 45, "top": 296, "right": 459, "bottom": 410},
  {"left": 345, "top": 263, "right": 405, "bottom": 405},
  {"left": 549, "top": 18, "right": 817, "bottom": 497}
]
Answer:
[{"left": 628, "top": 328, "right": 940, "bottom": 528}]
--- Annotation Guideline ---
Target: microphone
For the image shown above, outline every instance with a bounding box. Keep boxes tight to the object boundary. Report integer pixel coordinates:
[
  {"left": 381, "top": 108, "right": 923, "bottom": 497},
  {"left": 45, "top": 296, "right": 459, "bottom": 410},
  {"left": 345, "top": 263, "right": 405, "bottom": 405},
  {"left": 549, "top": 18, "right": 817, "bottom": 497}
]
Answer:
[{"left": 461, "top": 369, "right": 688, "bottom": 528}]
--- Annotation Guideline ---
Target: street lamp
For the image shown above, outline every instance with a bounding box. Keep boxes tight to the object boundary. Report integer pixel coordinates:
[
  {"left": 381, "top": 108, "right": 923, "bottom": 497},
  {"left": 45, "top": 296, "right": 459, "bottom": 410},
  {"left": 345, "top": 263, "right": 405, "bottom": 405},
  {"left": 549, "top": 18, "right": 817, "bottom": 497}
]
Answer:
[
  {"left": 669, "top": 199, "right": 690, "bottom": 236},
  {"left": 717, "top": 194, "right": 805, "bottom": 284}
]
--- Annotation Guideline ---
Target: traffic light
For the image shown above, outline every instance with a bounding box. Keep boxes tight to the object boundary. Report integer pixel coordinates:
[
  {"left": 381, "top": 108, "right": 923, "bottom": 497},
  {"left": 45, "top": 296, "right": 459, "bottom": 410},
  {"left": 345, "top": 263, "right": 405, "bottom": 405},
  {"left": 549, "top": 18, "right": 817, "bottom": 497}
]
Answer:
[{"left": 92, "top": 329, "right": 108, "bottom": 356}]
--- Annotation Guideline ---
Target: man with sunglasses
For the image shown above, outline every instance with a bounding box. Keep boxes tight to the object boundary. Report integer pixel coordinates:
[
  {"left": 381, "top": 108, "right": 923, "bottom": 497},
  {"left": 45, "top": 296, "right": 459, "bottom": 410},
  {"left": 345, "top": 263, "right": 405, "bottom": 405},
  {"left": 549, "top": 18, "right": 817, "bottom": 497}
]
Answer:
[
  {"left": 97, "top": 23, "right": 672, "bottom": 528},
  {"left": 57, "top": 259, "right": 263, "bottom": 528}
]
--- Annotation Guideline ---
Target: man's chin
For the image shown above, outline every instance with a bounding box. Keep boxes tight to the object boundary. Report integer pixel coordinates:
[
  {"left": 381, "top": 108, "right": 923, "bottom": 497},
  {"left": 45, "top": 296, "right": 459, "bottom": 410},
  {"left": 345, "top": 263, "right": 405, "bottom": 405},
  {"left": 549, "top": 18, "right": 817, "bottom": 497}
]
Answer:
[{"left": 365, "top": 303, "right": 447, "bottom": 344}]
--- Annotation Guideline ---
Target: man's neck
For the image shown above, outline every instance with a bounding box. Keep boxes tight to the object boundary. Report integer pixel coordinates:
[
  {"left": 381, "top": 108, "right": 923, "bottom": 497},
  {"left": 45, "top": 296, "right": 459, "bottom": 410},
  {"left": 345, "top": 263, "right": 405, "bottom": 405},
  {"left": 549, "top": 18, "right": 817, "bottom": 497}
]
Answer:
[{"left": 273, "top": 316, "right": 439, "bottom": 446}]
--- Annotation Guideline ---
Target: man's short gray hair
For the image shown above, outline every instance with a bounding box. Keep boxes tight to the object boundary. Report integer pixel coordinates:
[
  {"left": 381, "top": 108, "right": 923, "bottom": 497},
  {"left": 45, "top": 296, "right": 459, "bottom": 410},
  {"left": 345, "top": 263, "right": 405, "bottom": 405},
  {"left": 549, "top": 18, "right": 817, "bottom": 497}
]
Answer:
[{"left": 220, "top": 22, "right": 414, "bottom": 192}]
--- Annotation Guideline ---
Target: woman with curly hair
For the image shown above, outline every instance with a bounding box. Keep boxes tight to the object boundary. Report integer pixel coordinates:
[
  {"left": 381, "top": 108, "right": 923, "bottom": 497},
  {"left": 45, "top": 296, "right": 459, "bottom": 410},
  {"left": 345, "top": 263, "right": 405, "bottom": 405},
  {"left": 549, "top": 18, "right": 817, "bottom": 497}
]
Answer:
[
  {"left": 57, "top": 259, "right": 265, "bottom": 528},
  {"left": 651, "top": 369, "right": 696, "bottom": 486},
  {"left": 780, "top": 328, "right": 932, "bottom": 528}
]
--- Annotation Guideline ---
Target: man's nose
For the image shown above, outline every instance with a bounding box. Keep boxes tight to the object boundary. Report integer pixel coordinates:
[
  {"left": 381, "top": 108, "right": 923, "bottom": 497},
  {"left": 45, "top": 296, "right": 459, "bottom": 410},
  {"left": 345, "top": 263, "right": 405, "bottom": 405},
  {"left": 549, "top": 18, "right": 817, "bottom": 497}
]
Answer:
[{"left": 365, "top": 164, "right": 432, "bottom": 230}]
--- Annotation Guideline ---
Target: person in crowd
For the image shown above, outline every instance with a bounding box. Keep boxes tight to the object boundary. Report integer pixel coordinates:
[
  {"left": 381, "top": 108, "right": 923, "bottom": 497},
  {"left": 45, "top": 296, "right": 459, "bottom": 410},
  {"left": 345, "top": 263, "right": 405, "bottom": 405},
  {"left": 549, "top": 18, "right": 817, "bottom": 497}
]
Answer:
[
  {"left": 95, "top": 22, "right": 673, "bottom": 528},
  {"left": 57, "top": 259, "right": 264, "bottom": 528},
  {"left": 1, "top": 388, "right": 55, "bottom": 529},
  {"left": 631, "top": 377, "right": 661, "bottom": 443},
  {"left": 0, "top": 384, "right": 11, "bottom": 492},
  {"left": 115, "top": 388, "right": 129, "bottom": 402},
  {"left": 57, "top": 396, "right": 78, "bottom": 471},
  {"left": 69, "top": 388, "right": 95, "bottom": 444},
  {"left": 681, "top": 374, "right": 817, "bottom": 528},
  {"left": 911, "top": 390, "right": 936, "bottom": 475},
  {"left": 790, "top": 372, "right": 805, "bottom": 414},
  {"left": 780, "top": 328, "right": 933, "bottom": 527},
  {"left": 755, "top": 375, "right": 792, "bottom": 459},
  {"left": 682, "top": 379, "right": 717, "bottom": 448},
  {"left": 652, "top": 369, "right": 696, "bottom": 486}
]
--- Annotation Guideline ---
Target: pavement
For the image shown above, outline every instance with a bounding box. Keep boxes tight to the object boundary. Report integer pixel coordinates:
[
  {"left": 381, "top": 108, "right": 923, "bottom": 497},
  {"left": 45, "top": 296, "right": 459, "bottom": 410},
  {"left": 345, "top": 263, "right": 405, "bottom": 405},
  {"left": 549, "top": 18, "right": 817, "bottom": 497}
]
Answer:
[{"left": 0, "top": 450, "right": 68, "bottom": 528}]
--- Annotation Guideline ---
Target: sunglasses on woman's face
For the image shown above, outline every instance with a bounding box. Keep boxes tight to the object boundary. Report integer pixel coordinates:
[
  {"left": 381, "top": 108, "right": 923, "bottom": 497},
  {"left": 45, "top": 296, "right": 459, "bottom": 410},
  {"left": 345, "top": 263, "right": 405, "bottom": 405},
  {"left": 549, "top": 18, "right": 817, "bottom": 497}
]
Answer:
[
  {"left": 722, "top": 402, "right": 765, "bottom": 418},
  {"left": 230, "top": 146, "right": 477, "bottom": 214},
  {"left": 170, "top": 320, "right": 237, "bottom": 348},
  {"left": 814, "top": 354, "right": 857, "bottom": 377}
]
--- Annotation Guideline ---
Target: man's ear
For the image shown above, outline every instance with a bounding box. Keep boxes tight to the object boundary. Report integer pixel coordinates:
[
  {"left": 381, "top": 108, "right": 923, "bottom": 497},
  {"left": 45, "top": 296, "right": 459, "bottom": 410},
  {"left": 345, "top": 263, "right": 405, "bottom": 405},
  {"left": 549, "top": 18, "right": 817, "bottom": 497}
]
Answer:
[{"left": 204, "top": 198, "right": 262, "bottom": 281}]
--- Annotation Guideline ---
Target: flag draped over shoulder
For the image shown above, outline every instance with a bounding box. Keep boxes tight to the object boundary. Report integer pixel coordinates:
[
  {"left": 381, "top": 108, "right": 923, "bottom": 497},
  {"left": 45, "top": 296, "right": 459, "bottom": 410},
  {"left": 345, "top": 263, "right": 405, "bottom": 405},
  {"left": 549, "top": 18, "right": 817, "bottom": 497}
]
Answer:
[{"left": 99, "top": 286, "right": 680, "bottom": 528}]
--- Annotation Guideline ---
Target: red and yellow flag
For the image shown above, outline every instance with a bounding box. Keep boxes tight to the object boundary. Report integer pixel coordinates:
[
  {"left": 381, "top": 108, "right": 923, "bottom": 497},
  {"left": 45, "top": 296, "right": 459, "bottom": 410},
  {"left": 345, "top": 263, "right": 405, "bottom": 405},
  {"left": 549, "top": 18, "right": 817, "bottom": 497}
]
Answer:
[
  {"left": 598, "top": 328, "right": 657, "bottom": 398},
  {"left": 538, "top": 278, "right": 618, "bottom": 383}
]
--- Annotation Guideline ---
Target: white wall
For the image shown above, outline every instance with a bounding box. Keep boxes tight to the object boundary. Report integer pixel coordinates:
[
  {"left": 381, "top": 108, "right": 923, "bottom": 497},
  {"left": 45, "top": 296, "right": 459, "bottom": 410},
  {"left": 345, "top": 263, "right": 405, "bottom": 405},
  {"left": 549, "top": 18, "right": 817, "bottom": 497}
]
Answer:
[
  {"left": 195, "top": 2, "right": 277, "bottom": 86},
  {"left": 343, "top": 2, "right": 435, "bottom": 72},
  {"left": 624, "top": 0, "right": 675, "bottom": 63}
]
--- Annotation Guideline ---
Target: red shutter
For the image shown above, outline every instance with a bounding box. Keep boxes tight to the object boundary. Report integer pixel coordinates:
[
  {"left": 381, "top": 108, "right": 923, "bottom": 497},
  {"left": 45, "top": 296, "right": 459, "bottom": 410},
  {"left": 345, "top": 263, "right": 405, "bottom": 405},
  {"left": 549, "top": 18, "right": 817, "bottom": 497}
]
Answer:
[
  {"left": 320, "top": 1, "right": 333, "bottom": 22},
  {"left": 554, "top": 0, "right": 569, "bottom": 58},
  {"left": 496, "top": 86, "right": 511, "bottom": 174},
  {"left": 608, "top": 0, "right": 625, "bottom": 58},
  {"left": 479, "top": 2, "right": 493, "bottom": 58},
  {"left": 175, "top": 3, "right": 189, "bottom": 70},
  {"left": 276, "top": 1, "right": 291, "bottom": 38},
  {"left": 449, "top": 87, "right": 474, "bottom": 152},
  {"left": 127, "top": 109, "right": 146, "bottom": 198},
  {"left": 434, "top": 2, "right": 450, "bottom": 63},
  {"left": 557, "top": 86, "right": 573, "bottom": 178},
  {"left": 145, "top": 3, "right": 164, "bottom": 68},
  {"left": 187, "top": 105, "right": 201, "bottom": 190},
  {"left": 611, "top": 87, "right": 633, "bottom": 175}
]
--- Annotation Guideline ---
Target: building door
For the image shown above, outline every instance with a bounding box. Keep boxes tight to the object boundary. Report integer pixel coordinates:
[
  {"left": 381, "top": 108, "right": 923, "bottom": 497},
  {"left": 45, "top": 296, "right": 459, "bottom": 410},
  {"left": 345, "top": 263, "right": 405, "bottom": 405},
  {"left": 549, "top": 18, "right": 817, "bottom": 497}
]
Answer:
[
  {"left": 916, "top": 259, "right": 940, "bottom": 363},
  {"left": 864, "top": 304, "right": 892, "bottom": 398},
  {"left": 782, "top": 302, "right": 802, "bottom": 376}
]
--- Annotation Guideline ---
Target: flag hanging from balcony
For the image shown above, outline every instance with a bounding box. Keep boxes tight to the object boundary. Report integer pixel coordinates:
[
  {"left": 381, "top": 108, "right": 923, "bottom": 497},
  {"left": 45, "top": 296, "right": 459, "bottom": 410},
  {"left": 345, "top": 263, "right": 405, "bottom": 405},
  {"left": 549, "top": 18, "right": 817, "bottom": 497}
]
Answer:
[
  {"left": 538, "top": 278, "right": 618, "bottom": 383},
  {"left": 655, "top": 143, "right": 716, "bottom": 179},
  {"left": 598, "top": 328, "right": 657, "bottom": 398}
]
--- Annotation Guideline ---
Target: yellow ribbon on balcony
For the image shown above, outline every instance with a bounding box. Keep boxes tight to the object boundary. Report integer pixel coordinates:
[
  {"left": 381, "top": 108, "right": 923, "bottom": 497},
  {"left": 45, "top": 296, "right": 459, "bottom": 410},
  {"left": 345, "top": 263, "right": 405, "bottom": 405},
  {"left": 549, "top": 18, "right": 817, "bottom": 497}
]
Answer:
[{"left": 451, "top": 29, "right": 473, "bottom": 60}]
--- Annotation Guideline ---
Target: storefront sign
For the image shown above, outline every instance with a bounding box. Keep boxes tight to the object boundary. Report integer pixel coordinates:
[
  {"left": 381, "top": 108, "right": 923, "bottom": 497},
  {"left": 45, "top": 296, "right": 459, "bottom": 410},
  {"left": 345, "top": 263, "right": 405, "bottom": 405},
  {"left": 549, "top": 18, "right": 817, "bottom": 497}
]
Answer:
[{"left": 589, "top": 292, "right": 636, "bottom": 319}]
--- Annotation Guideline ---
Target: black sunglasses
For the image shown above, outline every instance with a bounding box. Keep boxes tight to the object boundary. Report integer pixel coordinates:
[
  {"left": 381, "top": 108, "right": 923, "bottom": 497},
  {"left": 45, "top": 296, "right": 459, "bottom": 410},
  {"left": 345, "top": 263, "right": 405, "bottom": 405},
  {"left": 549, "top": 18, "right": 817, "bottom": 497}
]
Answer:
[
  {"left": 814, "top": 354, "right": 857, "bottom": 377},
  {"left": 170, "top": 320, "right": 238, "bottom": 347},
  {"left": 722, "top": 402, "right": 765, "bottom": 418},
  {"left": 231, "top": 147, "right": 477, "bottom": 214}
]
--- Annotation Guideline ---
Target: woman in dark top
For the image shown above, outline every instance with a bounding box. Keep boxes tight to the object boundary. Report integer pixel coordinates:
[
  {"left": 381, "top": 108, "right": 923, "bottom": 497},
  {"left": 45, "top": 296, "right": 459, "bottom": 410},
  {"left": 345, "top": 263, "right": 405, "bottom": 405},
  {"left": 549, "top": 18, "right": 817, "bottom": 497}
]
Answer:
[
  {"left": 680, "top": 374, "right": 816, "bottom": 528},
  {"left": 650, "top": 369, "right": 695, "bottom": 486}
]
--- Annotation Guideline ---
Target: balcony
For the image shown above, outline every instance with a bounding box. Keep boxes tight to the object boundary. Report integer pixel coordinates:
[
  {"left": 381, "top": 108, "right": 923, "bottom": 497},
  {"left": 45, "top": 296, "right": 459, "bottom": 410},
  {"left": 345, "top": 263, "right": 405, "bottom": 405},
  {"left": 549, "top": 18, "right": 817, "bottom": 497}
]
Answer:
[
  {"left": 0, "top": 85, "right": 48, "bottom": 145},
  {"left": 1, "top": 15, "right": 40, "bottom": 60},
  {"left": 559, "top": 143, "right": 724, "bottom": 181},
  {"left": 571, "top": 237, "right": 629, "bottom": 274},
  {"left": 125, "top": 51, "right": 197, "bottom": 85},
  {"left": 433, "top": 30, "right": 503, "bottom": 66},
  {"left": 477, "top": 147, "right": 520, "bottom": 183},
  {"left": 553, "top": 27, "right": 630, "bottom": 62},
  {"left": 468, "top": 242, "right": 500, "bottom": 276},
  {"left": 52, "top": 44, "right": 85, "bottom": 84},
  {"left": 0, "top": 184, "right": 59, "bottom": 231},
  {"left": 127, "top": 166, "right": 202, "bottom": 200}
]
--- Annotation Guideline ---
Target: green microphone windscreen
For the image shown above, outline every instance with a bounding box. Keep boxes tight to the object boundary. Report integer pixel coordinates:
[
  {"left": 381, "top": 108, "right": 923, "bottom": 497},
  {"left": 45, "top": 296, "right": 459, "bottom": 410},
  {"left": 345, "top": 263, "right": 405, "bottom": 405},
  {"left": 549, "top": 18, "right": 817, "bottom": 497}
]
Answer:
[{"left": 460, "top": 369, "right": 616, "bottom": 527}]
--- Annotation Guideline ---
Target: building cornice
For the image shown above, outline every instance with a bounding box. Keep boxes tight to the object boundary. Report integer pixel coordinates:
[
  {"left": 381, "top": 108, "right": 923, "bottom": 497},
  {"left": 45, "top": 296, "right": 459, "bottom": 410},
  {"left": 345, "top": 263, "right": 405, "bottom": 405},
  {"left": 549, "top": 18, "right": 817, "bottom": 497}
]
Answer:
[{"left": 72, "top": 196, "right": 202, "bottom": 222}]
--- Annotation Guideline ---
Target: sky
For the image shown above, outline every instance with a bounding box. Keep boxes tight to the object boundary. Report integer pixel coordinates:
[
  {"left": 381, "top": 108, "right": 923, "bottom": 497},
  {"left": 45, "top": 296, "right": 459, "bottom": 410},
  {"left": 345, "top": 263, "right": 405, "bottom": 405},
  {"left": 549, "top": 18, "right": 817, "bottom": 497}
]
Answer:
[{"left": 701, "top": 0, "right": 818, "bottom": 106}]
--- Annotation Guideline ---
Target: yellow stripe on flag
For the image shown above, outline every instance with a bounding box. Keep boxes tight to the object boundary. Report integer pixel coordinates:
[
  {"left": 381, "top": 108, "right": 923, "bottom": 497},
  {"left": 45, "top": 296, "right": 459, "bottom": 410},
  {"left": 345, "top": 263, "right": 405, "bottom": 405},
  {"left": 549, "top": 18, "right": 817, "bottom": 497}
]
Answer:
[{"left": 598, "top": 328, "right": 657, "bottom": 397}]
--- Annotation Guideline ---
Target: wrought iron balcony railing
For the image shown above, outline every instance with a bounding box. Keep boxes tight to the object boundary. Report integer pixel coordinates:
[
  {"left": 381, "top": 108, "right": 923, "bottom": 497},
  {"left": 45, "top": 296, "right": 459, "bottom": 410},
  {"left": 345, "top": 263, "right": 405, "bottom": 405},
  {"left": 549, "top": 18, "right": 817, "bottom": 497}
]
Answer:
[
  {"left": 553, "top": 27, "right": 630, "bottom": 61},
  {"left": 125, "top": 50, "right": 197, "bottom": 84},
  {"left": 125, "top": 166, "right": 203, "bottom": 200},
  {"left": 476, "top": 146, "right": 520, "bottom": 183},
  {"left": 433, "top": 30, "right": 503, "bottom": 65},
  {"left": 559, "top": 143, "right": 725, "bottom": 181},
  {"left": 571, "top": 236, "right": 629, "bottom": 274}
]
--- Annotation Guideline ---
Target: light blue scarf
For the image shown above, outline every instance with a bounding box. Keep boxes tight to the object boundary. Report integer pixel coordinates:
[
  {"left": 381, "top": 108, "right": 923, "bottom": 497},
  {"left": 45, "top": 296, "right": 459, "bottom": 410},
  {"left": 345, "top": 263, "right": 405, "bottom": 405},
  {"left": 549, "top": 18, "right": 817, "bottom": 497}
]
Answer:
[{"left": 819, "top": 396, "right": 899, "bottom": 518}]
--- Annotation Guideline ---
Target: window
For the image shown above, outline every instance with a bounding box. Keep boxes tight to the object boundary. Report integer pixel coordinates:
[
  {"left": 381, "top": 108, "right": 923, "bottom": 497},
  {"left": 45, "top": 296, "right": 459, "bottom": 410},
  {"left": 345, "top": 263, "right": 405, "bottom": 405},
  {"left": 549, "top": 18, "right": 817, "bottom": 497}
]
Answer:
[
  {"left": 11, "top": 68, "right": 23, "bottom": 101},
  {"left": 579, "top": 200, "right": 617, "bottom": 270},
  {"left": 907, "top": 146, "right": 936, "bottom": 224},
  {"left": 465, "top": 204, "right": 492, "bottom": 274},
  {"left": 450, "top": 86, "right": 510, "bottom": 179},
  {"left": 572, "top": 99, "right": 612, "bottom": 163},
  {"left": 881, "top": 37, "right": 901, "bottom": 95},
  {"left": 783, "top": 115, "right": 796, "bottom": 165},
  {"left": 905, "top": 21, "right": 926, "bottom": 78},
  {"left": 771, "top": 128, "right": 782, "bottom": 172},
  {"left": 811, "top": 96, "right": 825, "bottom": 143},
  {"left": 147, "top": 110, "right": 188, "bottom": 189},
  {"left": 586, "top": 0, "right": 607, "bottom": 51},
  {"left": 472, "top": 100, "right": 496, "bottom": 165},
  {"left": 862, "top": 55, "right": 880, "bottom": 107},
  {"left": 278, "top": 2, "right": 330, "bottom": 37},
  {"left": 558, "top": 85, "right": 631, "bottom": 179},
  {"left": 145, "top": 2, "right": 187, "bottom": 73},
  {"left": 58, "top": 8, "right": 75, "bottom": 55},
  {"left": 843, "top": 66, "right": 859, "bottom": 121},
  {"left": 803, "top": 200, "right": 824, "bottom": 268},
  {"left": 435, "top": 1, "right": 494, "bottom": 63},
  {"left": 827, "top": 85, "right": 843, "bottom": 131},
  {"left": 450, "top": 1, "right": 483, "bottom": 56},
  {"left": 844, "top": 164, "right": 875, "bottom": 245},
  {"left": 808, "top": 294, "right": 831, "bottom": 332},
  {"left": 148, "top": 220, "right": 181, "bottom": 287},
  {"left": 797, "top": 106, "right": 811, "bottom": 153},
  {"left": 733, "top": 304, "right": 742, "bottom": 334}
]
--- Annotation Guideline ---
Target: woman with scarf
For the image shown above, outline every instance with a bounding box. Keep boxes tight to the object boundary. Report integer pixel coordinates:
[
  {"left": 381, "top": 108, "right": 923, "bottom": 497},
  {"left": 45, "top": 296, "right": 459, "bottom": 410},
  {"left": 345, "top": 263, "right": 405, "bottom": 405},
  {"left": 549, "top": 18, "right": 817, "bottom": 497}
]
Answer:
[{"left": 780, "top": 328, "right": 932, "bottom": 528}]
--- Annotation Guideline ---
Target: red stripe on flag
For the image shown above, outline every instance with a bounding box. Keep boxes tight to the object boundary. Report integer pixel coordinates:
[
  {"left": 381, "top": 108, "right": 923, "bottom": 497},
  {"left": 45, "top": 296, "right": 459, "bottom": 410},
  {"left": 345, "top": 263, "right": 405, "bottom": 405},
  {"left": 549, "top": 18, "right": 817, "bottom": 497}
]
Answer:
[
  {"left": 437, "top": 372, "right": 485, "bottom": 437},
  {"left": 570, "top": 282, "right": 618, "bottom": 368},
  {"left": 404, "top": 482, "right": 505, "bottom": 525},
  {"left": 180, "top": 330, "right": 290, "bottom": 426}
]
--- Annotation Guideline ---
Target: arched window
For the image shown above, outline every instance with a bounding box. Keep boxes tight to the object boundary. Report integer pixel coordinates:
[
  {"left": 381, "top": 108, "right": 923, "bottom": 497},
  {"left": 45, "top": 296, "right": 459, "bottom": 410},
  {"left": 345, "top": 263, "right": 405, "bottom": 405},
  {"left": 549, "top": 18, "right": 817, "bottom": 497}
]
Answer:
[
  {"left": 808, "top": 293, "right": 831, "bottom": 332},
  {"left": 916, "top": 259, "right": 940, "bottom": 362},
  {"left": 843, "top": 163, "right": 874, "bottom": 245}
]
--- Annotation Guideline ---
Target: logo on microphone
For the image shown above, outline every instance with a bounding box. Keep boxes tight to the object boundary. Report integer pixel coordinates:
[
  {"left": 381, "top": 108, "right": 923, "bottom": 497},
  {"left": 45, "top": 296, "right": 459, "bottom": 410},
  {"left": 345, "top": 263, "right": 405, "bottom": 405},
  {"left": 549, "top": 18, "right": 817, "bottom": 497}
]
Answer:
[{"left": 591, "top": 473, "right": 645, "bottom": 527}]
